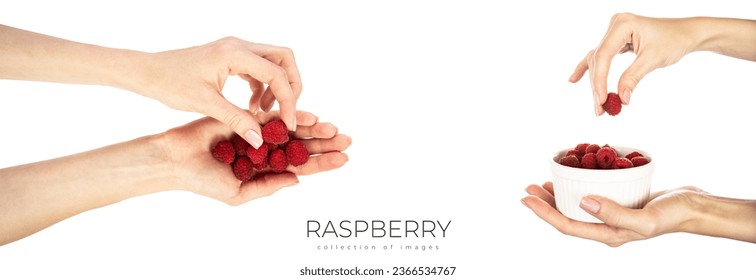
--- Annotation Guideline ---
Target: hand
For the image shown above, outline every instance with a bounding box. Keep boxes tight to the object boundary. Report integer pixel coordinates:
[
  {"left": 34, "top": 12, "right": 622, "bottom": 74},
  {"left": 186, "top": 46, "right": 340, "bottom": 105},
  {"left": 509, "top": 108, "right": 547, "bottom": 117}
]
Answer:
[
  {"left": 569, "top": 13, "right": 700, "bottom": 115},
  {"left": 158, "top": 111, "right": 350, "bottom": 205},
  {"left": 521, "top": 182, "right": 707, "bottom": 247},
  {"left": 140, "top": 37, "right": 302, "bottom": 148}
]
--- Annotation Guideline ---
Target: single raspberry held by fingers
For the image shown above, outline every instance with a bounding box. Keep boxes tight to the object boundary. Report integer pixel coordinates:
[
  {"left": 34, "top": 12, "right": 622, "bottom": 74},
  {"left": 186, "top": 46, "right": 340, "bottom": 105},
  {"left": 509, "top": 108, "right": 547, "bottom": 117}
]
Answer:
[
  {"left": 268, "top": 149, "right": 288, "bottom": 173},
  {"left": 247, "top": 143, "right": 270, "bottom": 165},
  {"left": 211, "top": 140, "right": 235, "bottom": 165},
  {"left": 285, "top": 140, "right": 309, "bottom": 167},
  {"left": 262, "top": 119, "right": 290, "bottom": 144},
  {"left": 233, "top": 156, "right": 254, "bottom": 181},
  {"left": 596, "top": 146, "right": 617, "bottom": 169},
  {"left": 603, "top": 92, "right": 622, "bottom": 116}
]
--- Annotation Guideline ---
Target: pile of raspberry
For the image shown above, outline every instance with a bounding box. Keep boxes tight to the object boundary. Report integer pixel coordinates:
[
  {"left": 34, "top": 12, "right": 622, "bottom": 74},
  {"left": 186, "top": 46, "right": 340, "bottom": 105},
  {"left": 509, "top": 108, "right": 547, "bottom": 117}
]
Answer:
[
  {"left": 210, "top": 119, "right": 309, "bottom": 182},
  {"left": 558, "top": 143, "right": 649, "bottom": 169}
]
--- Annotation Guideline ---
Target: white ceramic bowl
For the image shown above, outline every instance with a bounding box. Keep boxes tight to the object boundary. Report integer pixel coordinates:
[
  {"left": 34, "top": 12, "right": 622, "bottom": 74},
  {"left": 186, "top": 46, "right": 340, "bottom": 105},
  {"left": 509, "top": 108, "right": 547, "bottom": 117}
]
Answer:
[{"left": 550, "top": 146, "right": 654, "bottom": 223}]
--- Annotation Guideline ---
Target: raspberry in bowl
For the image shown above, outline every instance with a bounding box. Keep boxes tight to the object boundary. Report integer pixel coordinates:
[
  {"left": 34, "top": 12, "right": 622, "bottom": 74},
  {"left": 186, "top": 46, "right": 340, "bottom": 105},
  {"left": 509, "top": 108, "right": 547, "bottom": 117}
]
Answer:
[{"left": 550, "top": 143, "right": 654, "bottom": 223}]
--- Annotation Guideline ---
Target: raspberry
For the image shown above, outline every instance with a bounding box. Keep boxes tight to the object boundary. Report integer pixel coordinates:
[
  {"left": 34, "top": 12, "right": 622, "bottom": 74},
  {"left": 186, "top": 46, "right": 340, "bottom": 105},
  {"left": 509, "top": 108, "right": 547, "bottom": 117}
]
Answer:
[
  {"left": 230, "top": 134, "right": 251, "bottom": 156},
  {"left": 558, "top": 155, "right": 580, "bottom": 168},
  {"left": 574, "top": 143, "right": 590, "bottom": 157},
  {"left": 252, "top": 160, "right": 268, "bottom": 170},
  {"left": 262, "top": 119, "right": 289, "bottom": 144},
  {"left": 585, "top": 144, "right": 600, "bottom": 154},
  {"left": 247, "top": 143, "right": 269, "bottom": 165},
  {"left": 285, "top": 140, "right": 309, "bottom": 167},
  {"left": 565, "top": 149, "right": 581, "bottom": 158},
  {"left": 611, "top": 157, "right": 634, "bottom": 169},
  {"left": 268, "top": 149, "right": 288, "bottom": 173},
  {"left": 211, "top": 140, "right": 235, "bottom": 165},
  {"left": 625, "top": 151, "right": 643, "bottom": 160},
  {"left": 631, "top": 156, "right": 650, "bottom": 167},
  {"left": 596, "top": 146, "right": 617, "bottom": 169},
  {"left": 581, "top": 153, "right": 598, "bottom": 169},
  {"left": 233, "top": 156, "right": 254, "bottom": 181},
  {"left": 603, "top": 92, "right": 622, "bottom": 116}
]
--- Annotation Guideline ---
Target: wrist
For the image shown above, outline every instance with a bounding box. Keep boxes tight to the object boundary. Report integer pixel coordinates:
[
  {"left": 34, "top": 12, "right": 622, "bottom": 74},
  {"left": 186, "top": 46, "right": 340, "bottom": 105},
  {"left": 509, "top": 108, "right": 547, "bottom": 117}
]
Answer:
[
  {"left": 688, "top": 17, "right": 723, "bottom": 53},
  {"left": 683, "top": 192, "right": 756, "bottom": 243},
  {"left": 139, "top": 133, "right": 182, "bottom": 192},
  {"left": 100, "top": 48, "right": 158, "bottom": 97}
]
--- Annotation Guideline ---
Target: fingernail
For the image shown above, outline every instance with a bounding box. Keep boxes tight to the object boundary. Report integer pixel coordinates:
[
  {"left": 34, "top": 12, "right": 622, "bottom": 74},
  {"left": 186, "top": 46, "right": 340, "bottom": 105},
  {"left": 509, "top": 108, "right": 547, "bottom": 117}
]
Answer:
[
  {"left": 580, "top": 197, "right": 600, "bottom": 214},
  {"left": 622, "top": 88, "right": 632, "bottom": 105},
  {"left": 593, "top": 90, "right": 601, "bottom": 116},
  {"left": 244, "top": 130, "right": 264, "bottom": 149},
  {"left": 291, "top": 116, "right": 297, "bottom": 131}
]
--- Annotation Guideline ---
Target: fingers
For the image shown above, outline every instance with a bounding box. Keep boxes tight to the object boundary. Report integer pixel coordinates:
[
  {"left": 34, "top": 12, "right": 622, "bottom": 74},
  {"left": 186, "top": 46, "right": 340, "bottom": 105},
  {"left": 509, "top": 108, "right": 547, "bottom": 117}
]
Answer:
[
  {"left": 617, "top": 58, "right": 653, "bottom": 105},
  {"left": 521, "top": 195, "right": 638, "bottom": 246},
  {"left": 203, "top": 95, "right": 264, "bottom": 149},
  {"left": 543, "top": 181, "right": 554, "bottom": 194},
  {"left": 568, "top": 51, "right": 591, "bottom": 83},
  {"left": 230, "top": 172, "right": 299, "bottom": 205},
  {"left": 229, "top": 52, "right": 297, "bottom": 131},
  {"left": 525, "top": 183, "right": 556, "bottom": 207},
  {"left": 590, "top": 16, "right": 634, "bottom": 108},
  {"left": 302, "top": 134, "right": 352, "bottom": 154},
  {"left": 260, "top": 86, "right": 276, "bottom": 112},
  {"left": 246, "top": 78, "right": 265, "bottom": 114},
  {"left": 580, "top": 195, "right": 654, "bottom": 235},
  {"left": 294, "top": 122, "right": 338, "bottom": 139},
  {"left": 247, "top": 43, "right": 302, "bottom": 131},
  {"left": 256, "top": 110, "right": 318, "bottom": 127},
  {"left": 250, "top": 43, "right": 303, "bottom": 98},
  {"left": 288, "top": 152, "right": 349, "bottom": 175}
]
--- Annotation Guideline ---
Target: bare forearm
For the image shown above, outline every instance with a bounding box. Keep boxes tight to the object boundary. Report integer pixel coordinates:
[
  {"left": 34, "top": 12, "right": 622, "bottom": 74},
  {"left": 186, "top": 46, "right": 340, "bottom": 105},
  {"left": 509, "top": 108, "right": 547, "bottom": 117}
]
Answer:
[
  {"left": 685, "top": 193, "right": 756, "bottom": 243},
  {"left": 0, "top": 135, "right": 175, "bottom": 245},
  {"left": 693, "top": 17, "right": 756, "bottom": 61},
  {"left": 0, "top": 25, "right": 150, "bottom": 93}
]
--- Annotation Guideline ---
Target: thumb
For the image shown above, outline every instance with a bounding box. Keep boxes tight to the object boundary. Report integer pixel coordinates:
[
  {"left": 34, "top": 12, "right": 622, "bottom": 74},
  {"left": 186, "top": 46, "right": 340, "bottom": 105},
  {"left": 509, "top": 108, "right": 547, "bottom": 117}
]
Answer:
[
  {"left": 617, "top": 59, "right": 652, "bottom": 105},
  {"left": 204, "top": 96, "right": 264, "bottom": 149},
  {"left": 580, "top": 195, "right": 650, "bottom": 232}
]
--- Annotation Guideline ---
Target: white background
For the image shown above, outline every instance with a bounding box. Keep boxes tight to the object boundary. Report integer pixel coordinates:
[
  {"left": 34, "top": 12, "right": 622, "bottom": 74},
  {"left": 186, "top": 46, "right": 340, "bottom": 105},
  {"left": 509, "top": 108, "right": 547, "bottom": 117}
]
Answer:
[{"left": 1, "top": 1, "right": 755, "bottom": 279}]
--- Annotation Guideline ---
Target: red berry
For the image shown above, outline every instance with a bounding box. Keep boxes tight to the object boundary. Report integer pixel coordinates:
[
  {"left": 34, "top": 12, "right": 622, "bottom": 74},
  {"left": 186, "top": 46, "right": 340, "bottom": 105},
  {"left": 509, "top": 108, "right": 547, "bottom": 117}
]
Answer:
[
  {"left": 611, "top": 157, "right": 634, "bottom": 169},
  {"left": 262, "top": 119, "right": 289, "bottom": 144},
  {"left": 211, "top": 140, "right": 235, "bottom": 165},
  {"left": 285, "top": 140, "right": 309, "bottom": 167},
  {"left": 247, "top": 143, "right": 270, "bottom": 165},
  {"left": 631, "top": 156, "right": 650, "bottom": 167},
  {"left": 230, "top": 134, "right": 251, "bottom": 156},
  {"left": 585, "top": 144, "right": 601, "bottom": 154},
  {"left": 574, "top": 143, "right": 590, "bottom": 157},
  {"left": 603, "top": 92, "right": 622, "bottom": 116},
  {"left": 252, "top": 160, "right": 268, "bottom": 170},
  {"left": 565, "top": 149, "right": 581, "bottom": 158},
  {"left": 233, "top": 156, "right": 254, "bottom": 181},
  {"left": 625, "top": 151, "right": 643, "bottom": 160},
  {"left": 596, "top": 146, "right": 617, "bottom": 169},
  {"left": 558, "top": 155, "right": 580, "bottom": 168},
  {"left": 581, "top": 153, "right": 598, "bottom": 169},
  {"left": 268, "top": 149, "right": 288, "bottom": 173}
]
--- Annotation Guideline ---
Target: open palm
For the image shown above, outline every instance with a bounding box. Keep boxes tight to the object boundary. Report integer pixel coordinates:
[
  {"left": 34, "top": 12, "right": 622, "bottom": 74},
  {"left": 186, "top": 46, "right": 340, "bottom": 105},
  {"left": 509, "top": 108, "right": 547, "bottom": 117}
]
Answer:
[
  {"left": 159, "top": 111, "right": 351, "bottom": 205},
  {"left": 522, "top": 182, "right": 706, "bottom": 246}
]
